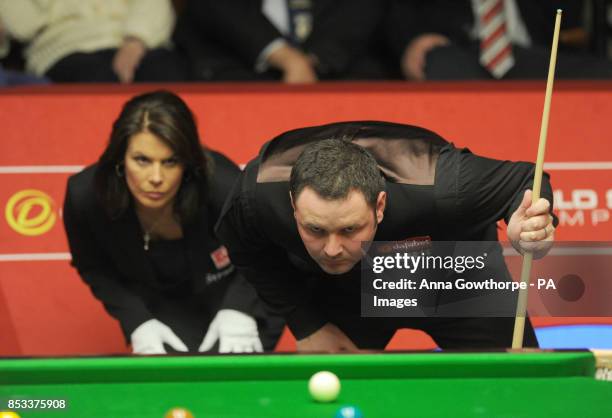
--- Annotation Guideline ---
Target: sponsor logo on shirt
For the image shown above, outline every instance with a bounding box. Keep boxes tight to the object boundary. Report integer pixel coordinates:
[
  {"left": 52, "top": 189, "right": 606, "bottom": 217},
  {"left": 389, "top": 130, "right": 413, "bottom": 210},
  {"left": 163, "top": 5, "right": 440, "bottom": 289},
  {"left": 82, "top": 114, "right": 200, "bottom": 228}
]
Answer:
[
  {"left": 205, "top": 265, "right": 235, "bottom": 285},
  {"left": 375, "top": 236, "right": 432, "bottom": 255},
  {"left": 210, "top": 245, "right": 230, "bottom": 269}
]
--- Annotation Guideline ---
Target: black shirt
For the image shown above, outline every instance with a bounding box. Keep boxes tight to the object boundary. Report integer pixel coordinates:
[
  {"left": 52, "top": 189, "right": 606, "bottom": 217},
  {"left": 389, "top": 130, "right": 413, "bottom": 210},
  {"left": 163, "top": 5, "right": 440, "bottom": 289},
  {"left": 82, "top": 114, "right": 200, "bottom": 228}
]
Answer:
[
  {"left": 216, "top": 121, "right": 555, "bottom": 339},
  {"left": 147, "top": 238, "right": 191, "bottom": 291}
]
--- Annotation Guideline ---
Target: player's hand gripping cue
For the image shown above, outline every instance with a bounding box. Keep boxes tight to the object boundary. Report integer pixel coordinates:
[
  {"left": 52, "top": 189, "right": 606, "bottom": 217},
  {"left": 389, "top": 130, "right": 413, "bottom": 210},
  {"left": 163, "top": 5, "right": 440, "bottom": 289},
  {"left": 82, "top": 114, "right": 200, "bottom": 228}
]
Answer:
[
  {"left": 507, "top": 189, "right": 555, "bottom": 258},
  {"left": 199, "top": 309, "right": 263, "bottom": 353}
]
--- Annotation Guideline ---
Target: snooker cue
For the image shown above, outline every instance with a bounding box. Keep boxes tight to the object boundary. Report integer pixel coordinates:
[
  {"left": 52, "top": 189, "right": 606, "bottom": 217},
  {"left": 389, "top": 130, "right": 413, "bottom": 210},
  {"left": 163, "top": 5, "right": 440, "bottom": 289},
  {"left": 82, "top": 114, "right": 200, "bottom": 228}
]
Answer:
[{"left": 511, "top": 9, "right": 562, "bottom": 349}]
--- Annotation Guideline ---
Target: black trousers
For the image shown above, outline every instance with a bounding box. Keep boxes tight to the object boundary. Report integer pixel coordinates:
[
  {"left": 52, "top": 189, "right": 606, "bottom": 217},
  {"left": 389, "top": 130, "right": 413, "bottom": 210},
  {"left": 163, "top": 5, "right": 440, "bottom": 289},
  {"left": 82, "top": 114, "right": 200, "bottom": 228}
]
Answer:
[
  {"left": 45, "top": 48, "right": 187, "bottom": 82},
  {"left": 424, "top": 43, "right": 612, "bottom": 80}
]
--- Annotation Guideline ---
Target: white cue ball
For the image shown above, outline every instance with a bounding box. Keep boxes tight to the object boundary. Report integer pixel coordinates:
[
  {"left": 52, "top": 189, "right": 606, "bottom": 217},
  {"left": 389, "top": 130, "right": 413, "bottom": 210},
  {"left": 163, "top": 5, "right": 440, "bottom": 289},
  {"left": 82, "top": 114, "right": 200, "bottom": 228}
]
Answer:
[{"left": 308, "top": 371, "right": 341, "bottom": 402}]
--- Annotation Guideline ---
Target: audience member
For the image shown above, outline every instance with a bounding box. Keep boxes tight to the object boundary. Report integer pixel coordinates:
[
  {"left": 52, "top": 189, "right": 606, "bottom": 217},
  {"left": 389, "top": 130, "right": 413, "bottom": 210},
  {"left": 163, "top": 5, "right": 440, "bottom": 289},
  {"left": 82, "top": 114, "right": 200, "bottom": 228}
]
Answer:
[
  {"left": 0, "top": 0, "right": 185, "bottom": 83},
  {"left": 173, "top": 0, "right": 392, "bottom": 82},
  {"left": 386, "top": 0, "right": 612, "bottom": 80}
]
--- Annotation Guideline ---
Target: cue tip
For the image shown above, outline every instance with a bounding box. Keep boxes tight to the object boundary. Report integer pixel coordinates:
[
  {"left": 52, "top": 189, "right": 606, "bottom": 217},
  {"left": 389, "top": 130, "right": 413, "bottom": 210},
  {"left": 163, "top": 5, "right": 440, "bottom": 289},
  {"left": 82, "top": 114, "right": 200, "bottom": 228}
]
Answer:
[{"left": 556, "top": 9, "right": 562, "bottom": 14}]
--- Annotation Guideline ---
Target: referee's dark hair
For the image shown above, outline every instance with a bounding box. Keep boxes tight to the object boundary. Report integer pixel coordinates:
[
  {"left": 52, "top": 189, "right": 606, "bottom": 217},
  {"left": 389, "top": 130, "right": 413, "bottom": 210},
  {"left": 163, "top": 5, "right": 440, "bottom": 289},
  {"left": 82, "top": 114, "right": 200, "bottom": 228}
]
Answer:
[
  {"left": 290, "top": 138, "right": 385, "bottom": 208},
  {"left": 95, "top": 90, "right": 212, "bottom": 223}
]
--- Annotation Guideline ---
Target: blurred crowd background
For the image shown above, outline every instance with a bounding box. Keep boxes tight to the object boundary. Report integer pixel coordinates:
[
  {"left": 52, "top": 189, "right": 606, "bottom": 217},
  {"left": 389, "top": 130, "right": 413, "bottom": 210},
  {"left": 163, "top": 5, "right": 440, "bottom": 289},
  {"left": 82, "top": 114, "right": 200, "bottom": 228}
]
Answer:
[{"left": 1, "top": 0, "right": 612, "bottom": 87}]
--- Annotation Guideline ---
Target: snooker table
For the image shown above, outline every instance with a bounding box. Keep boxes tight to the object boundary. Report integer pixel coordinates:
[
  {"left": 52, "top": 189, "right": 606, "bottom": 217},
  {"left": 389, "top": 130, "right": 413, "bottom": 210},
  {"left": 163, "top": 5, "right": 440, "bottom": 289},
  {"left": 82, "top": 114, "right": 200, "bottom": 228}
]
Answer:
[{"left": 1, "top": 351, "right": 611, "bottom": 418}]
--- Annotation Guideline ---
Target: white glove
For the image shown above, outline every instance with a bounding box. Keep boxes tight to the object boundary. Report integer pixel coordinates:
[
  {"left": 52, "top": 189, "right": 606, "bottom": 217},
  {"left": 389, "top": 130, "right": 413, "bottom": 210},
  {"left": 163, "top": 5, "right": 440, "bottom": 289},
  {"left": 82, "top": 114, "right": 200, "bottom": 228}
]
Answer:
[
  {"left": 199, "top": 309, "right": 263, "bottom": 353},
  {"left": 130, "top": 319, "right": 189, "bottom": 354}
]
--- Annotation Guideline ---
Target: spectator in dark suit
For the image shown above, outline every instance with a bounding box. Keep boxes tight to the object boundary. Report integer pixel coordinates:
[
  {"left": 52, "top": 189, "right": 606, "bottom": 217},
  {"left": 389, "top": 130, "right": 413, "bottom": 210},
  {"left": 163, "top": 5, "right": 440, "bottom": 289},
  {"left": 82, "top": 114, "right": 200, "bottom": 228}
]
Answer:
[
  {"left": 387, "top": 0, "right": 612, "bottom": 80},
  {"left": 174, "top": 0, "right": 392, "bottom": 82}
]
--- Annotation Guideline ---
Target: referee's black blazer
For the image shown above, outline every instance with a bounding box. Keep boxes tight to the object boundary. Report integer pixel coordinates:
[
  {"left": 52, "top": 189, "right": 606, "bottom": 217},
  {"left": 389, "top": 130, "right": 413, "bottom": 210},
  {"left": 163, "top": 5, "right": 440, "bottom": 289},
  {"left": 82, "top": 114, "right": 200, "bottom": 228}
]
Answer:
[{"left": 63, "top": 151, "right": 261, "bottom": 339}]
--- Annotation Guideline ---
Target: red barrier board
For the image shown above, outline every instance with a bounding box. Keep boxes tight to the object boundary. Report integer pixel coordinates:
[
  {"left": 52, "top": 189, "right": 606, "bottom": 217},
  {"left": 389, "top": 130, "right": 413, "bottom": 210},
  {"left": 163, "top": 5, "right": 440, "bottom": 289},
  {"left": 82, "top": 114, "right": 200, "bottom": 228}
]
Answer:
[{"left": 1, "top": 82, "right": 611, "bottom": 355}]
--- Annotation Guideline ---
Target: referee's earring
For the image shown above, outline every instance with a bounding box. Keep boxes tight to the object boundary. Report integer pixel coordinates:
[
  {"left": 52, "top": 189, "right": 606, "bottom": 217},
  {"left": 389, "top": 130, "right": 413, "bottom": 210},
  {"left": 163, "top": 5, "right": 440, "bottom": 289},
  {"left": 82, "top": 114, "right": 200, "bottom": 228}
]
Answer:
[{"left": 115, "top": 163, "right": 125, "bottom": 177}]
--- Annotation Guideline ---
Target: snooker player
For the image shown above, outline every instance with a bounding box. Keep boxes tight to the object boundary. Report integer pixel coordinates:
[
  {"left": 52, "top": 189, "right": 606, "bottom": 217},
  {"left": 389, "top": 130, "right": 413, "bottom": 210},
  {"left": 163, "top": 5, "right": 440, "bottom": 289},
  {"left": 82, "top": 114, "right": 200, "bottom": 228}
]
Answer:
[{"left": 216, "top": 121, "right": 556, "bottom": 352}]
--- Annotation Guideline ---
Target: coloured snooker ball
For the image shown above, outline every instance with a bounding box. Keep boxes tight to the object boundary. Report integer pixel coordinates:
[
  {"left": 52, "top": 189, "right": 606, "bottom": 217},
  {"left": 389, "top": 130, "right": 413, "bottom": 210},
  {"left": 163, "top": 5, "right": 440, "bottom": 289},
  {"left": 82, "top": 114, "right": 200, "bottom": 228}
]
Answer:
[
  {"left": 335, "top": 405, "right": 364, "bottom": 418},
  {"left": 164, "top": 407, "right": 194, "bottom": 418}
]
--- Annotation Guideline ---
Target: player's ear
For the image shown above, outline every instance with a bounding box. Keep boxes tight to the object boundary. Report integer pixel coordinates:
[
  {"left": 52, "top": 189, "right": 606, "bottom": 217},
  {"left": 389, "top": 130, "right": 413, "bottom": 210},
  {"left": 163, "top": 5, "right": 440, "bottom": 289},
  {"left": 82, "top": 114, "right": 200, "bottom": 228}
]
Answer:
[
  {"left": 376, "top": 191, "right": 386, "bottom": 224},
  {"left": 289, "top": 191, "right": 296, "bottom": 211}
]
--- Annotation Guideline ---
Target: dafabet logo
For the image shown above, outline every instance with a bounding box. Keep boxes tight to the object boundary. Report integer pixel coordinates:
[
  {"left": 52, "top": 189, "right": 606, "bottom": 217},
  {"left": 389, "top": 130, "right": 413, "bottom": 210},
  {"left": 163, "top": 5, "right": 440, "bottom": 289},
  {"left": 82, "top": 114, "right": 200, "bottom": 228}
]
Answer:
[{"left": 5, "top": 189, "right": 56, "bottom": 236}]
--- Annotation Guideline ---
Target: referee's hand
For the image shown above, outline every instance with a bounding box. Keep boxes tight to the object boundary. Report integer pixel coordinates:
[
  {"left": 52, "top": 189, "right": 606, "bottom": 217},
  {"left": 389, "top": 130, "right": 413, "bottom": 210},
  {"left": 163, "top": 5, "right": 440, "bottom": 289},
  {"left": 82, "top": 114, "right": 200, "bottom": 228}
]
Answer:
[
  {"left": 130, "top": 319, "right": 189, "bottom": 355},
  {"left": 199, "top": 309, "right": 263, "bottom": 354}
]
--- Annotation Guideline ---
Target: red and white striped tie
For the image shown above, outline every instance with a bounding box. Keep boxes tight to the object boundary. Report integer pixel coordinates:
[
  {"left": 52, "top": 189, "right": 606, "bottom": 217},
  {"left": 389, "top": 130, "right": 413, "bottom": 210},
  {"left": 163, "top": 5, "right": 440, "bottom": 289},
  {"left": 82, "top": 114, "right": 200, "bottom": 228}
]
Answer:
[{"left": 477, "top": 0, "right": 515, "bottom": 78}]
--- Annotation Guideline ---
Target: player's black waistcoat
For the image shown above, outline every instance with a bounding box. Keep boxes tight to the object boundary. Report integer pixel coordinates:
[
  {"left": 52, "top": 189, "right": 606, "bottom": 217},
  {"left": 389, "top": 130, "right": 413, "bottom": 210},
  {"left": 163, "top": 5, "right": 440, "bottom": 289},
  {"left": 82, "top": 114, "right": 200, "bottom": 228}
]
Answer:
[{"left": 245, "top": 121, "right": 500, "bottom": 277}]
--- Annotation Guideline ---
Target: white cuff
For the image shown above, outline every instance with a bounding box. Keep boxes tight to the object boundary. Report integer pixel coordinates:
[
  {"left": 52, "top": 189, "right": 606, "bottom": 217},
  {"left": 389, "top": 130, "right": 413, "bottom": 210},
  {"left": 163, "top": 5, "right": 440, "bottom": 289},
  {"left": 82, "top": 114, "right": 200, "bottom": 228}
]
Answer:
[{"left": 255, "top": 38, "right": 288, "bottom": 73}]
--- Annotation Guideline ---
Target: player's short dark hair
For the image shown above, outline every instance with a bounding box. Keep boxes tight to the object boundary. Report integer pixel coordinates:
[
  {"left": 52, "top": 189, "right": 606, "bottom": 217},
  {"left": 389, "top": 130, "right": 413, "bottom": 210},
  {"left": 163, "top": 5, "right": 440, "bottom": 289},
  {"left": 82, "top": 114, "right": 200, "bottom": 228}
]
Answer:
[
  {"left": 95, "top": 90, "right": 211, "bottom": 223},
  {"left": 290, "top": 138, "right": 385, "bottom": 207}
]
